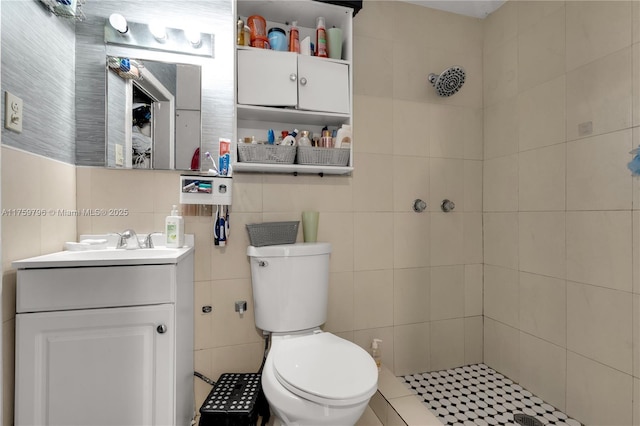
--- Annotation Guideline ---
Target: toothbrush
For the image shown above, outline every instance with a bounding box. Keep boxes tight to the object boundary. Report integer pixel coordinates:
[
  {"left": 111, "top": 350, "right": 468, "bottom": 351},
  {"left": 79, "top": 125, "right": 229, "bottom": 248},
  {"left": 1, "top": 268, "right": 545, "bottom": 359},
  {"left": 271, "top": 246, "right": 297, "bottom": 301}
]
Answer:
[
  {"left": 224, "top": 206, "right": 230, "bottom": 241},
  {"left": 213, "top": 205, "right": 227, "bottom": 246},
  {"left": 217, "top": 206, "right": 226, "bottom": 247},
  {"left": 204, "top": 151, "right": 219, "bottom": 176},
  {"left": 213, "top": 205, "right": 220, "bottom": 246}
]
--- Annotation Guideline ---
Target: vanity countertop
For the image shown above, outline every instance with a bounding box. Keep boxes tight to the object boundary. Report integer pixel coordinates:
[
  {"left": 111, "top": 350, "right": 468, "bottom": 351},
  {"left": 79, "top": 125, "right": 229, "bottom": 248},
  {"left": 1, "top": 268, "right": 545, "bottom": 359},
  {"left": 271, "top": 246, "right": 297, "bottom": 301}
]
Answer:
[{"left": 12, "top": 246, "right": 194, "bottom": 269}]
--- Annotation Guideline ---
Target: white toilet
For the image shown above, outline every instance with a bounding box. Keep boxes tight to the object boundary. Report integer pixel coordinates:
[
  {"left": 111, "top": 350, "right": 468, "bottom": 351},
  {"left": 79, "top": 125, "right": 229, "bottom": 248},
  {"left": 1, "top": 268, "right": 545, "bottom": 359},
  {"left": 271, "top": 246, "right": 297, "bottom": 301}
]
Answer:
[{"left": 247, "top": 242, "right": 378, "bottom": 426}]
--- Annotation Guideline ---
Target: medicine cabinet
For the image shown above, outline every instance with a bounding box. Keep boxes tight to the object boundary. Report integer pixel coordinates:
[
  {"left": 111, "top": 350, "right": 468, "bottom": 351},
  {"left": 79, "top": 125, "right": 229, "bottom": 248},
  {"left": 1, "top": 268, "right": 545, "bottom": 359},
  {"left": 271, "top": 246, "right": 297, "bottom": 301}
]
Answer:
[{"left": 233, "top": 0, "right": 354, "bottom": 175}]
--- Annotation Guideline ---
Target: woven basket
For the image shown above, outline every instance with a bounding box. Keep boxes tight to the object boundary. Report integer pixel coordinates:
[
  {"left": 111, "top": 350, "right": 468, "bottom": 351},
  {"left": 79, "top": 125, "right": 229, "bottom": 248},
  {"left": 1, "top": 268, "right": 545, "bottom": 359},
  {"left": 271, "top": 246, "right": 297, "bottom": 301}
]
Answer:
[
  {"left": 237, "top": 144, "right": 296, "bottom": 164},
  {"left": 246, "top": 221, "right": 299, "bottom": 247},
  {"left": 297, "top": 147, "right": 350, "bottom": 166}
]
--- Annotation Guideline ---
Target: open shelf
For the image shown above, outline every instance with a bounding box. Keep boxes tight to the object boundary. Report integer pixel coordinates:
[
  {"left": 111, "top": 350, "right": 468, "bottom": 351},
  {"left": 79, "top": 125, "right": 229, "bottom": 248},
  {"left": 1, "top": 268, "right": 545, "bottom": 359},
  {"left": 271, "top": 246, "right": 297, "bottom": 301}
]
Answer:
[
  {"left": 233, "top": 161, "right": 353, "bottom": 175},
  {"left": 237, "top": 104, "right": 349, "bottom": 127}
]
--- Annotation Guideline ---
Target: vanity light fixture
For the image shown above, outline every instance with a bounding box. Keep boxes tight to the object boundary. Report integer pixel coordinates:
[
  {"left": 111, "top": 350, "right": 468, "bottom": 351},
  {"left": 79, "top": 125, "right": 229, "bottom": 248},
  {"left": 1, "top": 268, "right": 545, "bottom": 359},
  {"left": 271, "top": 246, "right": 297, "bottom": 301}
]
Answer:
[
  {"left": 105, "top": 18, "right": 214, "bottom": 58},
  {"left": 149, "top": 22, "right": 167, "bottom": 42},
  {"left": 108, "top": 13, "right": 128, "bottom": 35}
]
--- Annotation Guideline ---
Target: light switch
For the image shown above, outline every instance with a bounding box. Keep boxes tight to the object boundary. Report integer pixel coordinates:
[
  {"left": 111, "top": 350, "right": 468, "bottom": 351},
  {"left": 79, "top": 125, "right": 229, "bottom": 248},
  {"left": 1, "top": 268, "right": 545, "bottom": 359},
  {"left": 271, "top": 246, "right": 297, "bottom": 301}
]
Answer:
[{"left": 4, "top": 91, "right": 23, "bottom": 133}]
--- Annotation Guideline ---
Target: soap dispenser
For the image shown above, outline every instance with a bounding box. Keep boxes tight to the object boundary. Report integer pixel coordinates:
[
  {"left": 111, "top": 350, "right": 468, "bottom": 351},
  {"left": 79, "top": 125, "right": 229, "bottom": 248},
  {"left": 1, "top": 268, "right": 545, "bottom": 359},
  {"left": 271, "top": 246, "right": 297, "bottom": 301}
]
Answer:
[
  {"left": 165, "top": 205, "right": 184, "bottom": 248},
  {"left": 371, "top": 339, "right": 382, "bottom": 371}
]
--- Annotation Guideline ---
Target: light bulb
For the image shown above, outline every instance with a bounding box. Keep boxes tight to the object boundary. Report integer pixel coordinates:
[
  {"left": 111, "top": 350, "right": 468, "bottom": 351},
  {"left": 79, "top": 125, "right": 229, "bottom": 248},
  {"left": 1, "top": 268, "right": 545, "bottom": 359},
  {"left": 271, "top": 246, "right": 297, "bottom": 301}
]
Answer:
[
  {"left": 108, "top": 13, "right": 128, "bottom": 34},
  {"left": 149, "top": 22, "right": 167, "bottom": 41}
]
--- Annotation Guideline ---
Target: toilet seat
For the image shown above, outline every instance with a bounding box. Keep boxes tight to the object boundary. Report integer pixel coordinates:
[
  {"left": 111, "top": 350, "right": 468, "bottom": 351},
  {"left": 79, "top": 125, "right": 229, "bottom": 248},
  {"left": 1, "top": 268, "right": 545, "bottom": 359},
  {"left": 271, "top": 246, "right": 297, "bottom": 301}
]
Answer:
[{"left": 272, "top": 333, "right": 378, "bottom": 406}]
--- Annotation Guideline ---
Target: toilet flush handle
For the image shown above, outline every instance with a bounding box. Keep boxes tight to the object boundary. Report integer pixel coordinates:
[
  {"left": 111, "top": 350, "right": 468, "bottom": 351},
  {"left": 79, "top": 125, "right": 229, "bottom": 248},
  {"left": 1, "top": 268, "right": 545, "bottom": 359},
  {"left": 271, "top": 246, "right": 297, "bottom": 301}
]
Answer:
[{"left": 257, "top": 260, "right": 268, "bottom": 267}]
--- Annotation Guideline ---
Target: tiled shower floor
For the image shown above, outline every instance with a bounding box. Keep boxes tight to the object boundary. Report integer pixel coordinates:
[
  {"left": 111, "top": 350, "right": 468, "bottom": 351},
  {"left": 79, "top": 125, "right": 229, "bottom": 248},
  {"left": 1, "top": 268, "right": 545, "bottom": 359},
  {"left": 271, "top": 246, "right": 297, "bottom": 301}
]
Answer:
[{"left": 400, "top": 364, "right": 582, "bottom": 426}]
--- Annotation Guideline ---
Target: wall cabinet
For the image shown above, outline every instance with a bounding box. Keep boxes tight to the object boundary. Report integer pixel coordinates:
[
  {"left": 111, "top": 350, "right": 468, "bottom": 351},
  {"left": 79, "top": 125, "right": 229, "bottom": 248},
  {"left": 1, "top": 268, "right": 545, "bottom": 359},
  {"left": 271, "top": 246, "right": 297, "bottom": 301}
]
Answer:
[
  {"left": 234, "top": 0, "right": 354, "bottom": 175},
  {"left": 238, "top": 49, "right": 349, "bottom": 114}
]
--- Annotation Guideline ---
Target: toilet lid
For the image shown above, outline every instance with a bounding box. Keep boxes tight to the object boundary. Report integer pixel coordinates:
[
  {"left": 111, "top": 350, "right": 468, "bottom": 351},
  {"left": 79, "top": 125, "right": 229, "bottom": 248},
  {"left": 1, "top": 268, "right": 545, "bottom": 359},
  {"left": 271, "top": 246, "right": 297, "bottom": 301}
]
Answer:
[{"left": 272, "top": 333, "right": 378, "bottom": 405}]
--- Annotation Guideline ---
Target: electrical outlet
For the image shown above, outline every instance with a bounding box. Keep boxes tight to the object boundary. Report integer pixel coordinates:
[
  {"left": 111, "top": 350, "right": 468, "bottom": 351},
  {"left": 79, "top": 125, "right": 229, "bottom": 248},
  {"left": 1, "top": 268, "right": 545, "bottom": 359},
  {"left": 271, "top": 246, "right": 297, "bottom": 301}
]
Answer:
[
  {"left": 115, "top": 144, "right": 124, "bottom": 166},
  {"left": 4, "top": 91, "right": 23, "bottom": 133}
]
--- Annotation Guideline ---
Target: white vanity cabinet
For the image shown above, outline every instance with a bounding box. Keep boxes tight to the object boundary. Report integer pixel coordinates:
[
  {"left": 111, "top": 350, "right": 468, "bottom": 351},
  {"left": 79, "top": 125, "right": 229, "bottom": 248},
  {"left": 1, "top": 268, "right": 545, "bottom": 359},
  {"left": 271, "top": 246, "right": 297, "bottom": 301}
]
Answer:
[
  {"left": 238, "top": 49, "right": 350, "bottom": 114},
  {"left": 13, "top": 250, "right": 194, "bottom": 426},
  {"left": 234, "top": 0, "right": 354, "bottom": 175}
]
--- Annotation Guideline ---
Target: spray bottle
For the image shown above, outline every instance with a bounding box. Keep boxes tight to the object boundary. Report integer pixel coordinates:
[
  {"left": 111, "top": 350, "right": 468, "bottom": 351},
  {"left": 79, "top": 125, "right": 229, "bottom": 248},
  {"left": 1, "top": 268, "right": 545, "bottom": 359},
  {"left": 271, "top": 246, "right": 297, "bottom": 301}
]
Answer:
[
  {"left": 371, "top": 339, "right": 382, "bottom": 371},
  {"left": 315, "top": 17, "right": 328, "bottom": 57},
  {"left": 289, "top": 21, "right": 300, "bottom": 53}
]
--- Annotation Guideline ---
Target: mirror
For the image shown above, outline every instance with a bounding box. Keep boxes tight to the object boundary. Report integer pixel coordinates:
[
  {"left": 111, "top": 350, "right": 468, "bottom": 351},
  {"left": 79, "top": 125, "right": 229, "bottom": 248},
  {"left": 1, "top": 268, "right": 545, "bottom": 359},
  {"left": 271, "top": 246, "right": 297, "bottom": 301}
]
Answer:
[
  {"left": 106, "top": 56, "right": 201, "bottom": 169},
  {"left": 75, "top": 0, "right": 234, "bottom": 171}
]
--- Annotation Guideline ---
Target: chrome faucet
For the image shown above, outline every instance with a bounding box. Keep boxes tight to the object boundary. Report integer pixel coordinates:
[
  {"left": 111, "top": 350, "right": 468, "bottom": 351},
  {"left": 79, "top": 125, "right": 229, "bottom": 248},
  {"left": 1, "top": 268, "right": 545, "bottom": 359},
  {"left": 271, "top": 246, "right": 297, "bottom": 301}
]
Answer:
[
  {"left": 116, "top": 229, "right": 140, "bottom": 249},
  {"left": 142, "top": 232, "right": 163, "bottom": 249}
]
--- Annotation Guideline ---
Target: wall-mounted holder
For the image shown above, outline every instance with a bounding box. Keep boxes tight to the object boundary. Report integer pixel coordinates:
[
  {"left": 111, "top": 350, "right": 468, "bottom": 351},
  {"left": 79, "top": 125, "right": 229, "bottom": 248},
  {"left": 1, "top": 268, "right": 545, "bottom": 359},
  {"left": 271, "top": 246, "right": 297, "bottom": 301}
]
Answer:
[
  {"left": 235, "top": 301, "right": 247, "bottom": 315},
  {"left": 180, "top": 174, "right": 232, "bottom": 205},
  {"left": 38, "top": 0, "right": 85, "bottom": 21}
]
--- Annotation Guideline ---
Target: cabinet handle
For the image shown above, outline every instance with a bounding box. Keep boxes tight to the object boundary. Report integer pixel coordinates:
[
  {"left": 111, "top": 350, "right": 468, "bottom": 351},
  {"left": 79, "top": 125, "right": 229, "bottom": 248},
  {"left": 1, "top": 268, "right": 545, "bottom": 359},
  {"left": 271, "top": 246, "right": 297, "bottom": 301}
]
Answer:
[
  {"left": 299, "top": 77, "right": 307, "bottom": 86},
  {"left": 157, "top": 324, "right": 168, "bottom": 334},
  {"left": 289, "top": 73, "right": 297, "bottom": 82}
]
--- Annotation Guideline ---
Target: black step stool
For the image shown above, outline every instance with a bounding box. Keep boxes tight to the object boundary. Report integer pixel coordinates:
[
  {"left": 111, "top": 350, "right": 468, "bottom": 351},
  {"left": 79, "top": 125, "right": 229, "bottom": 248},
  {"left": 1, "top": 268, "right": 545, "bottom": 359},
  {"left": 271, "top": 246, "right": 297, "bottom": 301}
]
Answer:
[{"left": 199, "top": 373, "right": 270, "bottom": 426}]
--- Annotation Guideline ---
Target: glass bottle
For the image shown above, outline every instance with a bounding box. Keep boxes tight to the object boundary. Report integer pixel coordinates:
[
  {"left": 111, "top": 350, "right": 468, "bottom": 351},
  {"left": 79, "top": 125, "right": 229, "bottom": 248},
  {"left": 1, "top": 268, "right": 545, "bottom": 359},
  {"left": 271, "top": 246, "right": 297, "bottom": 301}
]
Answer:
[{"left": 298, "top": 130, "right": 312, "bottom": 147}]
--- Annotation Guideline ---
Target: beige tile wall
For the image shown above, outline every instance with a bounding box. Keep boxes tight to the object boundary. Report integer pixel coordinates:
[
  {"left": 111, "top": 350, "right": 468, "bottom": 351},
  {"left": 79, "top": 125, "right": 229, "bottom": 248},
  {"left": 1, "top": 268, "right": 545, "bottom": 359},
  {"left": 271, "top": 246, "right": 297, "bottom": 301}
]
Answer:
[
  {"left": 357, "top": 0, "right": 485, "bottom": 373},
  {"left": 1, "top": 146, "right": 77, "bottom": 426},
  {"left": 482, "top": 1, "right": 640, "bottom": 424}
]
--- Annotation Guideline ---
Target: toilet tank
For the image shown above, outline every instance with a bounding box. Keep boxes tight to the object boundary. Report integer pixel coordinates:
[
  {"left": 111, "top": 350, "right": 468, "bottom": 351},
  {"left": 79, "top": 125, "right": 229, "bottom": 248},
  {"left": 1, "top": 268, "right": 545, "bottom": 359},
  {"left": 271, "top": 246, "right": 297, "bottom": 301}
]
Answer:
[{"left": 247, "top": 243, "right": 331, "bottom": 333}]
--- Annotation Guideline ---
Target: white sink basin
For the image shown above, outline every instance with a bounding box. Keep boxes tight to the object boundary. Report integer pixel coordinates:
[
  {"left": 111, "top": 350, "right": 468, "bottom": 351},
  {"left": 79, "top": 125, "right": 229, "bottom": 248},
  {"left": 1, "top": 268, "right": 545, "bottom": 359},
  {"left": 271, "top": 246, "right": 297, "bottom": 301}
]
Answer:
[
  {"left": 12, "top": 246, "right": 193, "bottom": 269},
  {"left": 65, "top": 248, "right": 181, "bottom": 260}
]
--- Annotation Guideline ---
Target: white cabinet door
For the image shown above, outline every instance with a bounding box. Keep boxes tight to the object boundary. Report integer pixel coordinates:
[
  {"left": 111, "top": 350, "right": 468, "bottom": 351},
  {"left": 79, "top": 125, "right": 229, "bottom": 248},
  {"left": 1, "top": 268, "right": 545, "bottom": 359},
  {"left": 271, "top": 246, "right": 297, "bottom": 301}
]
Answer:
[
  {"left": 237, "top": 50, "right": 350, "bottom": 114},
  {"left": 237, "top": 49, "right": 298, "bottom": 107},
  {"left": 297, "top": 56, "right": 350, "bottom": 114},
  {"left": 15, "top": 304, "right": 175, "bottom": 426}
]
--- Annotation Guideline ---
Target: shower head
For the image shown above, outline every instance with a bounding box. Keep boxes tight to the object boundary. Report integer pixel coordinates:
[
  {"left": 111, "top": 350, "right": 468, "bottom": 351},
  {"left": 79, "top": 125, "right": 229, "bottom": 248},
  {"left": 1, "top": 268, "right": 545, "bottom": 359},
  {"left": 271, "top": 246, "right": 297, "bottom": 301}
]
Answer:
[{"left": 428, "top": 66, "right": 466, "bottom": 97}]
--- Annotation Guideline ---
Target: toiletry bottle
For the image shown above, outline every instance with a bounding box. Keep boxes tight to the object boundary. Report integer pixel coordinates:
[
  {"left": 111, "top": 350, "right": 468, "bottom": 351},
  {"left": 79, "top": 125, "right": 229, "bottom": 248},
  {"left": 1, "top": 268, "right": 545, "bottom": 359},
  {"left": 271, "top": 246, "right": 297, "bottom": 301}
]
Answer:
[
  {"left": 334, "top": 124, "right": 352, "bottom": 149},
  {"left": 165, "top": 205, "right": 184, "bottom": 248},
  {"left": 371, "top": 339, "right": 382, "bottom": 371},
  {"left": 315, "top": 17, "right": 328, "bottom": 58},
  {"left": 289, "top": 21, "right": 300, "bottom": 53},
  {"left": 237, "top": 17, "right": 245, "bottom": 45},
  {"left": 281, "top": 133, "right": 297, "bottom": 146},
  {"left": 278, "top": 130, "right": 288, "bottom": 145},
  {"left": 321, "top": 129, "right": 332, "bottom": 148},
  {"left": 298, "top": 130, "right": 312, "bottom": 147},
  {"left": 243, "top": 25, "right": 251, "bottom": 46}
]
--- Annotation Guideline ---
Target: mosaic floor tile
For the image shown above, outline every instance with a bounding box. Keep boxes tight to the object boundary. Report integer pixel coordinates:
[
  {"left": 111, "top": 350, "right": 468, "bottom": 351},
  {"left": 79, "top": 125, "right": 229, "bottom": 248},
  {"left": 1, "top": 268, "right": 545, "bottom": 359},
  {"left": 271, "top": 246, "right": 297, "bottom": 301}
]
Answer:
[{"left": 400, "top": 364, "right": 582, "bottom": 426}]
